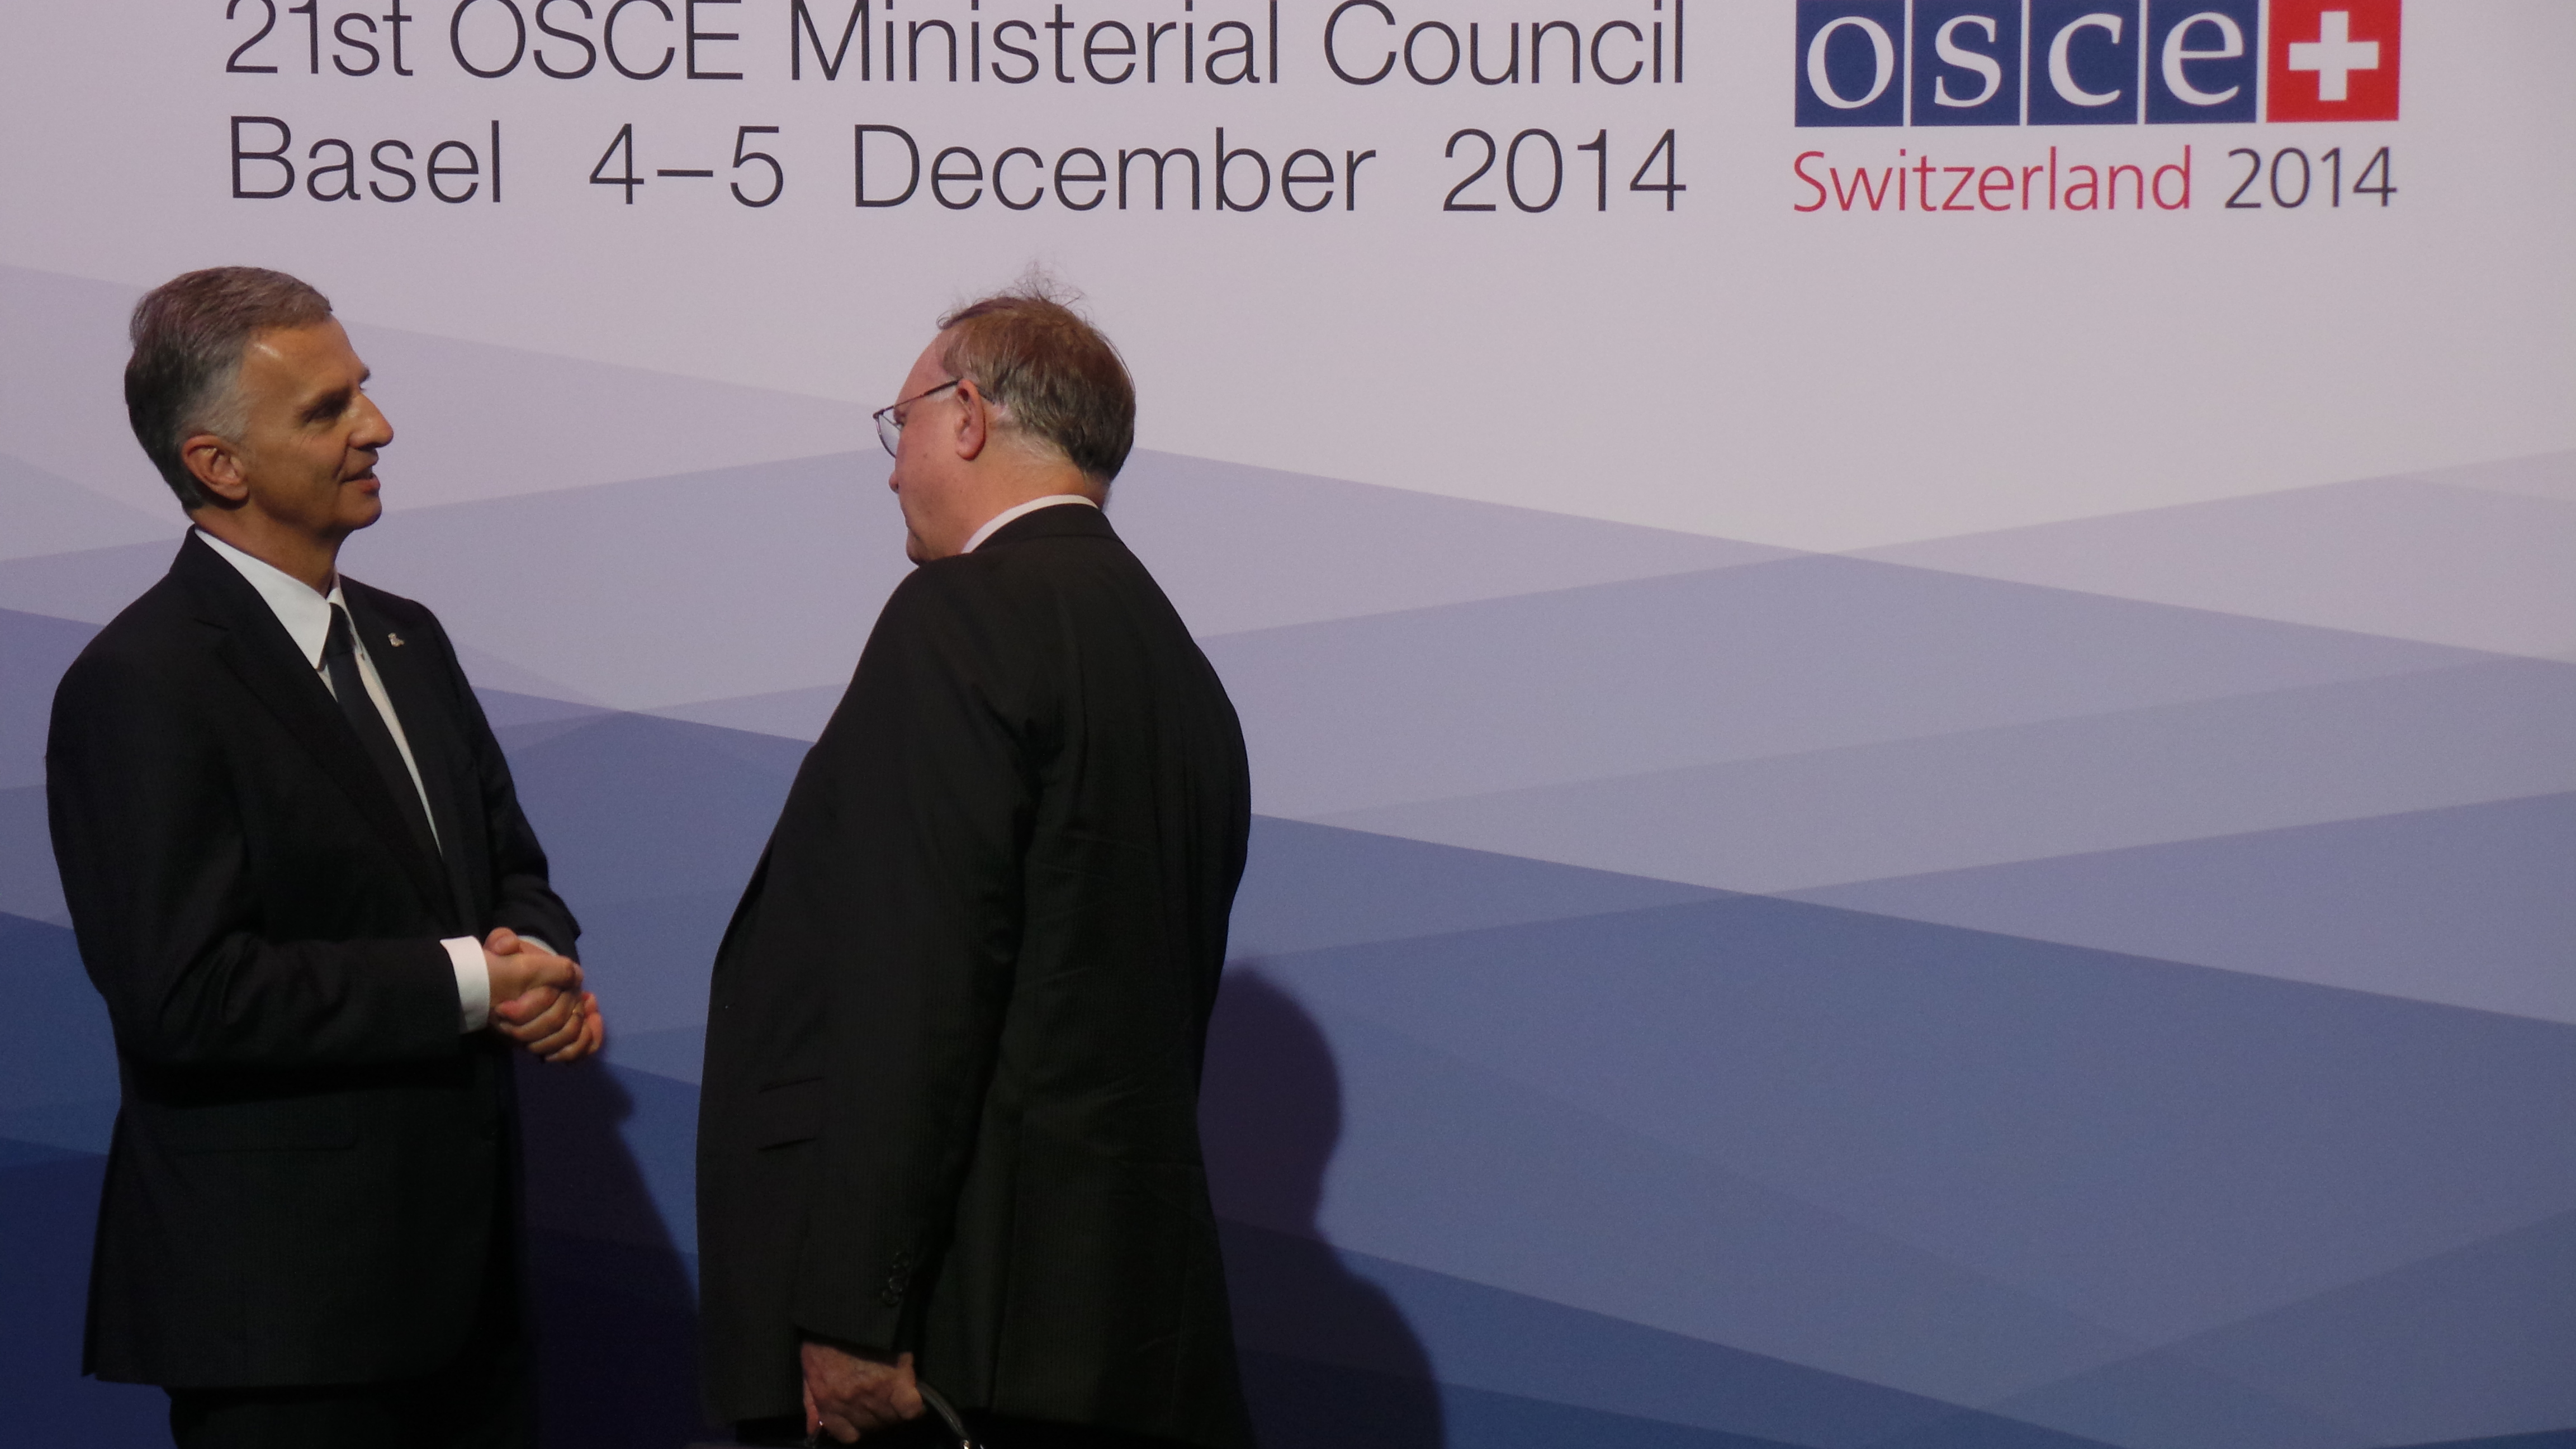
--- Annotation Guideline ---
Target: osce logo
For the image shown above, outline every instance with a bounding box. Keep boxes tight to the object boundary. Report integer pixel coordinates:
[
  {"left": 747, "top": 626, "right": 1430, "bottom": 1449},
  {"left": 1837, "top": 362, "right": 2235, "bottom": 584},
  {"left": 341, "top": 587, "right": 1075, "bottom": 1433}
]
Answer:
[{"left": 1794, "top": 0, "right": 2400, "bottom": 127}]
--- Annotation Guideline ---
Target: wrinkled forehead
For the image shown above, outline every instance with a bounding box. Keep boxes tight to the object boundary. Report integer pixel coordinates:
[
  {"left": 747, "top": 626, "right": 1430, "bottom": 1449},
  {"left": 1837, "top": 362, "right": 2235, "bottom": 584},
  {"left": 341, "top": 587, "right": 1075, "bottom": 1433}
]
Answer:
[{"left": 240, "top": 319, "right": 367, "bottom": 404}]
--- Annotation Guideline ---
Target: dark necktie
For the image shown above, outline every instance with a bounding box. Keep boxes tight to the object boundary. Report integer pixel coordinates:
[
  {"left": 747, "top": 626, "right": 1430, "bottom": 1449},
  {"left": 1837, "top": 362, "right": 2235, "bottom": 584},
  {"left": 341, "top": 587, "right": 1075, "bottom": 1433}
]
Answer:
[{"left": 323, "top": 603, "right": 444, "bottom": 869}]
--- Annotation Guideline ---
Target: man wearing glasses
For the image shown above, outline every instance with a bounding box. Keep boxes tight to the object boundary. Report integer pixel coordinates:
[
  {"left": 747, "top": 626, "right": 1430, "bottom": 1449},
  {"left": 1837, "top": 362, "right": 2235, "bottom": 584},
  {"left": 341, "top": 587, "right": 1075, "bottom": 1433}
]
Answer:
[{"left": 697, "top": 287, "right": 1257, "bottom": 1449}]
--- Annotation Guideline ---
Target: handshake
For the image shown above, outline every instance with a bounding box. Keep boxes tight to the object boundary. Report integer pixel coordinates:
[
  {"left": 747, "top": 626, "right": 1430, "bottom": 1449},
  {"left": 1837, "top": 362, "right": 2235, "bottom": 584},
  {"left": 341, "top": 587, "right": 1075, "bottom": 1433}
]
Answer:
[{"left": 480, "top": 927, "right": 604, "bottom": 1064}]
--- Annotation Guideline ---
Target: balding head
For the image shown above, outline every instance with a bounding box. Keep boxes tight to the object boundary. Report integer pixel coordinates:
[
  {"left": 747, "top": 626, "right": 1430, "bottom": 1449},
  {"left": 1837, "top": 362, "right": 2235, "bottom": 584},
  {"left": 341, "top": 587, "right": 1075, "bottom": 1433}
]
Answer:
[{"left": 934, "top": 286, "right": 1135, "bottom": 486}]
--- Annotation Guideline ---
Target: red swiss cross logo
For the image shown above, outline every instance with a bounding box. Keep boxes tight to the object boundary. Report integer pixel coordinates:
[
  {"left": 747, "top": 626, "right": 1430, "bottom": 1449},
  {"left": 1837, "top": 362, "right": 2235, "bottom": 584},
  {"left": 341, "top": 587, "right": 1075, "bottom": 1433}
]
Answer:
[{"left": 2267, "top": 0, "right": 2403, "bottom": 121}]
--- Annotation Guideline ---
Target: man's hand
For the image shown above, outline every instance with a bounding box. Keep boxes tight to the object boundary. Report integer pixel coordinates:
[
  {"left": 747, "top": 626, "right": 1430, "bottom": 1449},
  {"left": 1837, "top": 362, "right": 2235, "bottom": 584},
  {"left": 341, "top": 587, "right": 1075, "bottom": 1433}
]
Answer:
[
  {"left": 801, "top": 1340, "right": 923, "bottom": 1443},
  {"left": 484, "top": 929, "right": 602, "bottom": 1063}
]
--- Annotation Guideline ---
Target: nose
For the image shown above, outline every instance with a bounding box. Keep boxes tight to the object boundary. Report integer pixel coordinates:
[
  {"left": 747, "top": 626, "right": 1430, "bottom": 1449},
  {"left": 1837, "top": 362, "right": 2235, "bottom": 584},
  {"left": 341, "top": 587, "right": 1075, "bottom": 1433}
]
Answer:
[{"left": 356, "top": 392, "right": 394, "bottom": 452}]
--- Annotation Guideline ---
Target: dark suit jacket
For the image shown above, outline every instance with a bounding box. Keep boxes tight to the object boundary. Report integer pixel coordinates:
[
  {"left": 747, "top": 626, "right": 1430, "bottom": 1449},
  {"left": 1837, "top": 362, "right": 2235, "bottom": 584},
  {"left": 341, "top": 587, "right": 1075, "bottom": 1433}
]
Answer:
[
  {"left": 697, "top": 505, "right": 1254, "bottom": 1448},
  {"left": 45, "top": 532, "right": 578, "bottom": 1388}
]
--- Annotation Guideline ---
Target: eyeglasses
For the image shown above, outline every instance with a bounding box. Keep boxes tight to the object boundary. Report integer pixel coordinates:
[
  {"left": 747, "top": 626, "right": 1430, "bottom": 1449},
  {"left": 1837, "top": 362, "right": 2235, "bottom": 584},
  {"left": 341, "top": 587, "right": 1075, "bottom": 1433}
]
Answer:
[{"left": 873, "top": 378, "right": 963, "bottom": 458}]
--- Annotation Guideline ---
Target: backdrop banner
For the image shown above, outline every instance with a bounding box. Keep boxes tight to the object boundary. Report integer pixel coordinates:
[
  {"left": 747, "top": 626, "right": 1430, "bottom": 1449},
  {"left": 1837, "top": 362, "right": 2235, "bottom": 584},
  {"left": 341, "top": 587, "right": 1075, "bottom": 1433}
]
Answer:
[{"left": 3, "top": 2, "right": 2573, "bottom": 1446}]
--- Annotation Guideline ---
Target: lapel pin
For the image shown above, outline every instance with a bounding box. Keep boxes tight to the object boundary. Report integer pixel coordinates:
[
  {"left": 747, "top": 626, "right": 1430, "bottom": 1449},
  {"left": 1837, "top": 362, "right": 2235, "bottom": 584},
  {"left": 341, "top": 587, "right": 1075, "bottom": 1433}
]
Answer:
[{"left": 386, "top": 632, "right": 405, "bottom": 648}]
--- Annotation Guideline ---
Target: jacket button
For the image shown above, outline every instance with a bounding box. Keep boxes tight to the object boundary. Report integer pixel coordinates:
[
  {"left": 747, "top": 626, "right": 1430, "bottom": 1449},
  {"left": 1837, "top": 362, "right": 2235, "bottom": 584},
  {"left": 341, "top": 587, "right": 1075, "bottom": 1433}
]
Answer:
[{"left": 879, "top": 1286, "right": 903, "bottom": 1306}]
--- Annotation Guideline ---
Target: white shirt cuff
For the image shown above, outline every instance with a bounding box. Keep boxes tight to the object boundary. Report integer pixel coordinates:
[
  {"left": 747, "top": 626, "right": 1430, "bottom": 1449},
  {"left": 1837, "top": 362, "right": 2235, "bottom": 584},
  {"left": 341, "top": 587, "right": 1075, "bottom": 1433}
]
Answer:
[{"left": 443, "top": 936, "right": 490, "bottom": 1033}]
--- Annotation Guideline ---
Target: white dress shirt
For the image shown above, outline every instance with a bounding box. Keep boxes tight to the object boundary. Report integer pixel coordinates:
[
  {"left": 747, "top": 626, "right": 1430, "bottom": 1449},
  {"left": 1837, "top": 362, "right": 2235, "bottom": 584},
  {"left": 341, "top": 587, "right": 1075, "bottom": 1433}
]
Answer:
[
  {"left": 196, "top": 529, "right": 496, "bottom": 1031},
  {"left": 962, "top": 494, "right": 1099, "bottom": 554}
]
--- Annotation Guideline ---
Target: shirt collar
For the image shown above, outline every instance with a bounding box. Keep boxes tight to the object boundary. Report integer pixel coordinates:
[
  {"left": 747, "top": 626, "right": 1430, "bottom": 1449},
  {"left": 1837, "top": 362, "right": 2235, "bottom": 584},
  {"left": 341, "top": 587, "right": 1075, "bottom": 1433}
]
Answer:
[
  {"left": 194, "top": 528, "right": 345, "bottom": 669},
  {"left": 962, "top": 495, "right": 1100, "bottom": 555}
]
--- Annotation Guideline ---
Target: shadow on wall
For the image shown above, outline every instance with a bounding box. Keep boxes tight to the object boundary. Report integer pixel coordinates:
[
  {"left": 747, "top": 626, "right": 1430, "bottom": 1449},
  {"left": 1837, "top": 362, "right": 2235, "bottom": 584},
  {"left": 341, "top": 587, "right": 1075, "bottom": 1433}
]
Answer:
[
  {"left": 1202, "top": 969, "right": 1445, "bottom": 1449},
  {"left": 515, "top": 1055, "right": 709, "bottom": 1449},
  {"left": 507, "top": 970, "right": 1443, "bottom": 1449}
]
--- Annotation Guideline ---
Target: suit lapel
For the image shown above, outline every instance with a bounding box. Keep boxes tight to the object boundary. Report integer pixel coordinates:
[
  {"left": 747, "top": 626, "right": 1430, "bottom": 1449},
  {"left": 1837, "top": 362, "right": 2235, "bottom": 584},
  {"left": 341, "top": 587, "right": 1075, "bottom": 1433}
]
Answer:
[
  {"left": 345, "top": 589, "right": 481, "bottom": 931},
  {"left": 175, "top": 538, "right": 456, "bottom": 923}
]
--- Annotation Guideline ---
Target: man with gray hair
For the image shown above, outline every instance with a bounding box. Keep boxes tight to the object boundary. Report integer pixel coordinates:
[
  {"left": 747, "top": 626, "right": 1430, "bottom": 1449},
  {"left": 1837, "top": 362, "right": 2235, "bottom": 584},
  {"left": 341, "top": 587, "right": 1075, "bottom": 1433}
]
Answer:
[
  {"left": 46, "top": 266, "right": 601, "bottom": 1448},
  {"left": 697, "top": 288, "right": 1256, "bottom": 1448}
]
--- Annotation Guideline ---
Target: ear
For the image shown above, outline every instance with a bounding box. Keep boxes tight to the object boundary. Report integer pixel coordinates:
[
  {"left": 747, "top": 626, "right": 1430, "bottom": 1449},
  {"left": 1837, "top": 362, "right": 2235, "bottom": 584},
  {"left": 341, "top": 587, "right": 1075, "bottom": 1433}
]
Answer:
[
  {"left": 951, "top": 380, "right": 992, "bottom": 463},
  {"left": 179, "top": 432, "right": 250, "bottom": 508}
]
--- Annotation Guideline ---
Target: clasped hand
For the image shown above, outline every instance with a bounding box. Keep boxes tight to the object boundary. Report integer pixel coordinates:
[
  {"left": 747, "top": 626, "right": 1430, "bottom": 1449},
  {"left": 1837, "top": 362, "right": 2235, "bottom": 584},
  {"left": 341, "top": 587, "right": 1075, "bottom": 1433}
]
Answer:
[{"left": 482, "top": 927, "right": 604, "bottom": 1063}]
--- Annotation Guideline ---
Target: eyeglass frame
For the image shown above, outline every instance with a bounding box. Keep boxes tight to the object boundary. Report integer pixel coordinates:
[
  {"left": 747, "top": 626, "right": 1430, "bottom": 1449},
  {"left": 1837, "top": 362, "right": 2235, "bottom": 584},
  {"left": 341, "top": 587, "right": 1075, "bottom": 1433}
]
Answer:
[{"left": 873, "top": 377, "right": 965, "bottom": 458}]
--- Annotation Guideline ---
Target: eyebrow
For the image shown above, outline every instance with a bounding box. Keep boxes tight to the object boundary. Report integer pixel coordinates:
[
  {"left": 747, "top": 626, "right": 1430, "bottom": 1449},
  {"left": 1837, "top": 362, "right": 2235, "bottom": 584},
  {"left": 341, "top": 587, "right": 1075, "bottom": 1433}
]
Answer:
[{"left": 300, "top": 371, "right": 371, "bottom": 423}]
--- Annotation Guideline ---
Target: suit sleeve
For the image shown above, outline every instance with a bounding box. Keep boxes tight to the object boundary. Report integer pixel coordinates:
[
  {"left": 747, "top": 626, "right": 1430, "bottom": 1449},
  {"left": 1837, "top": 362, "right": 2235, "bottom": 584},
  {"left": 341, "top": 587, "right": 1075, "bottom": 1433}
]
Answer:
[
  {"left": 45, "top": 648, "right": 462, "bottom": 1071},
  {"left": 786, "top": 568, "right": 1035, "bottom": 1354},
  {"left": 421, "top": 611, "right": 580, "bottom": 959}
]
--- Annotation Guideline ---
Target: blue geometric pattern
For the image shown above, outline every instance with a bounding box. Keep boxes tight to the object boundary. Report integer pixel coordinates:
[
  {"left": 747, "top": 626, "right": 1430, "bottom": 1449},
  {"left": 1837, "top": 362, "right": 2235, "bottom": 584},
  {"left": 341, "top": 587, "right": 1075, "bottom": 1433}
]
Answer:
[{"left": 3, "top": 263, "right": 2569, "bottom": 1446}]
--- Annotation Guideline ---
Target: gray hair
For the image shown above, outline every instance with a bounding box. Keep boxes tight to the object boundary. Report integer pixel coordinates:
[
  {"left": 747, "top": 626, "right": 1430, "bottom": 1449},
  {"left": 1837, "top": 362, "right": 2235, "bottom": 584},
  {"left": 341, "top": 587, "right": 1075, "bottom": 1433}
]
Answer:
[
  {"left": 936, "top": 278, "right": 1135, "bottom": 486},
  {"left": 125, "top": 267, "right": 334, "bottom": 509}
]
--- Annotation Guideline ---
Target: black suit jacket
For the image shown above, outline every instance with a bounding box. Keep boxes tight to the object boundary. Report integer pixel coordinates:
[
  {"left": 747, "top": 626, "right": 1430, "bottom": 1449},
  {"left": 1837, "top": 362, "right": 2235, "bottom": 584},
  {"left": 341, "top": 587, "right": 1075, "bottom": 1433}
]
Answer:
[
  {"left": 45, "top": 532, "right": 579, "bottom": 1388},
  {"left": 697, "top": 505, "right": 1254, "bottom": 1448}
]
